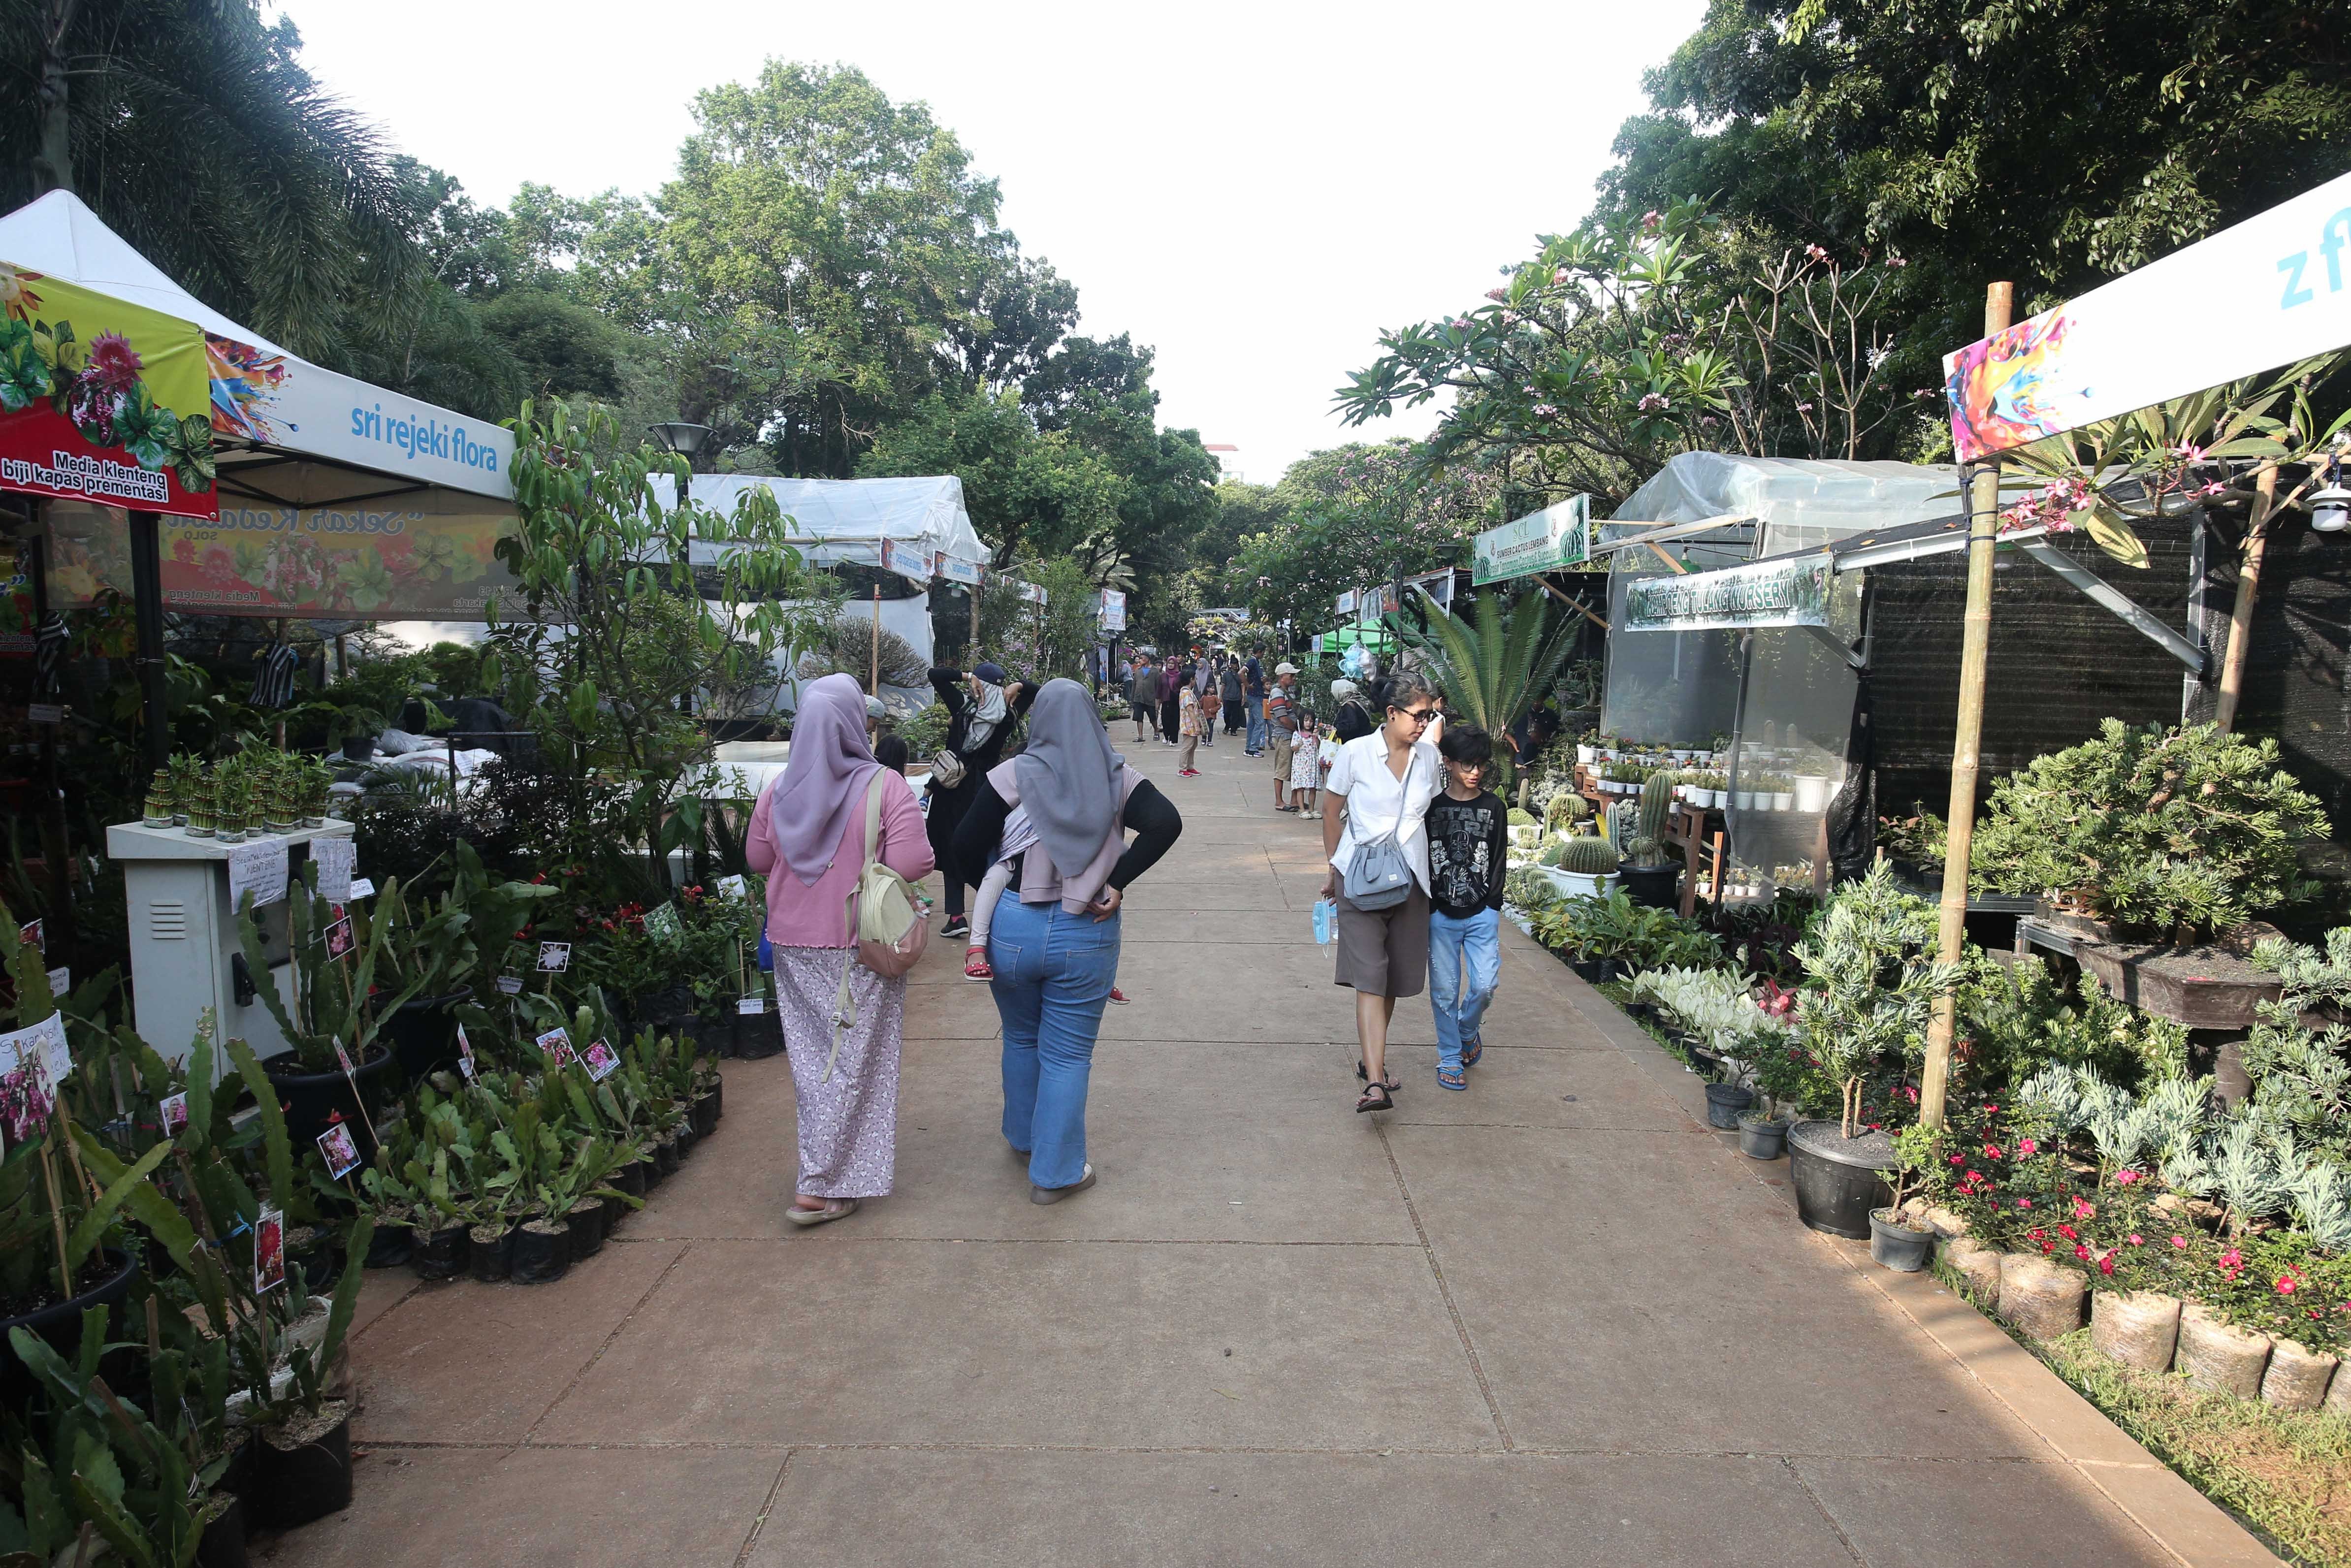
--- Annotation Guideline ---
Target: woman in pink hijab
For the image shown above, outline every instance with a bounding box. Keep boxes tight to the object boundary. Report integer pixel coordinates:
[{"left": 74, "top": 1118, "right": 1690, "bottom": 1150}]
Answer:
[{"left": 746, "top": 674, "right": 935, "bottom": 1226}]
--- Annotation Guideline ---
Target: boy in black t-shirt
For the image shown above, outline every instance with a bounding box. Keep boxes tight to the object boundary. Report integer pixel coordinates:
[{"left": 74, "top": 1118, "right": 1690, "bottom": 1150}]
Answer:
[{"left": 1425, "top": 725, "right": 1508, "bottom": 1090}]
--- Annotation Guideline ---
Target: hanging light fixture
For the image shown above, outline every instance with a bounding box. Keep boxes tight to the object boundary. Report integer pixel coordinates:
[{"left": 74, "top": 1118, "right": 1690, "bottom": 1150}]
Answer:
[{"left": 2311, "top": 463, "right": 2351, "bottom": 534}]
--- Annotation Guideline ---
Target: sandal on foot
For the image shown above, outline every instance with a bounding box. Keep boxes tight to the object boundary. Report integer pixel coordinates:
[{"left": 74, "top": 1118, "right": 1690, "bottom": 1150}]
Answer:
[
  {"left": 1436, "top": 1066, "right": 1467, "bottom": 1090},
  {"left": 963, "top": 949, "right": 994, "bottom": 981},
  {"left": 786, "top": 1198, "right": 860, "bottom": 1227},
  {"left": 1031, "top": 1163, "right": 1096, "bottom": 1204},
  {"left": 1354, "top": 1059, "right": 1403, "bottom": 1093},
  {"left": 1355, "top": 1082, "right": 1394, "bottom": 1113},
  {"left": 1462, "top": 1038, "right": 1483, "bottom": 1068}
]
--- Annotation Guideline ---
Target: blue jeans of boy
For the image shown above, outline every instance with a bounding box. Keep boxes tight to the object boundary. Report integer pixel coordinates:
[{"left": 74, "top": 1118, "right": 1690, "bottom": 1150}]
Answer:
[
  {"left": 1428, "top": 907, "right": 1501, "bottom": 1074},
  {"left": 988, "top": 891, "right": 1121, "bottom": 1189}
]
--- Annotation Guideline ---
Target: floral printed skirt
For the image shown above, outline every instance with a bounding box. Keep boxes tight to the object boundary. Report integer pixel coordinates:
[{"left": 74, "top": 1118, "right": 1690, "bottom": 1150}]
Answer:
[{"left": 773, "top": 945, "right": 906, "bottom": 1199}]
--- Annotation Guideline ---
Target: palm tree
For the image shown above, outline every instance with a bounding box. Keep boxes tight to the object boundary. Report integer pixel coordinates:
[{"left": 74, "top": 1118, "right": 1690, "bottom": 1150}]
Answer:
[
  {"left": 1396, "top": 588, "right": 1576, "bottom": 783},
  {"left": 0, "top": 1, "right": 426, "bottom": 364}
]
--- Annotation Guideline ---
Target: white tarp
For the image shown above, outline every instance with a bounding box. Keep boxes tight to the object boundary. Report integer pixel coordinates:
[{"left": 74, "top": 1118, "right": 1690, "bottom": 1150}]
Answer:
[
  {"left": 656, "top": 474, "right": 986, "bottom": 576},
  {"left": 1614, "top": 452, "right": 1962, "bottom": 557},
  {"left": 0, "top": 191, "right": 514, "bottom": 501}
]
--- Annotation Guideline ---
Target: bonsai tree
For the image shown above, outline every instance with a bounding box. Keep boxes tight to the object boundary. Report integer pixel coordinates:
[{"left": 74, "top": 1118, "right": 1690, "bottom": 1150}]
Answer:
[
  {"left": 1792, "top": 864, "right": 1958, "bottom": 1138},
  {"left": 1972, "top": 719, "right": 2327, "bottom": 941}
]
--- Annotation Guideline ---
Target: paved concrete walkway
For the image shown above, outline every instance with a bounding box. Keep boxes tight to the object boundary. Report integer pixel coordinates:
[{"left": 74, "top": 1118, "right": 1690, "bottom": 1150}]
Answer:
[{"left": 266, "top": 730, "right": 2277, "bottom": 1567}]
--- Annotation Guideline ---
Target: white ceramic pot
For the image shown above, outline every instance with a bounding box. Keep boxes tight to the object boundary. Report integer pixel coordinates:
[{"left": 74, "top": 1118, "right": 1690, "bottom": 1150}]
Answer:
[
  {"left": 1735, "top": 791, "right": 1756, "bottom": 811},
  {"left": 1794, "top": 775, "right": 1830, "bottom": 812},
  {"left": 1772, "top": 792, "right": 1794, "bottom": 812},
  {"left": 1577, "top": 745, "right": 1597, "bottom": 766},
  {"left": 1545, "top": 868, "right": 1618, "bottom": 900}
]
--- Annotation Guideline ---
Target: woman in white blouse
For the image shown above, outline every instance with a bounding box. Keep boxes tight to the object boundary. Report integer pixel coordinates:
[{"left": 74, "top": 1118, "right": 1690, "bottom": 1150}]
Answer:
[{"left": 1318, "top": 671, "right": 1445, "bottom": 1112}]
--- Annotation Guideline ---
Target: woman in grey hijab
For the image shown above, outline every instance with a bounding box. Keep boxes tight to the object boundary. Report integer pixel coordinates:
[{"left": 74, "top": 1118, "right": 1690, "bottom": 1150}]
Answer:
[{"left": 952, "top": 679, "right": 1183, "bottom": 1203}]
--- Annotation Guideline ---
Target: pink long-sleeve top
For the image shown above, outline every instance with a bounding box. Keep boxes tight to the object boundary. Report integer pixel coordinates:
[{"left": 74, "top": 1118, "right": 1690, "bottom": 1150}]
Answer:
[{"left": 744, "top": 771, "right": 936, "bottom": 949}]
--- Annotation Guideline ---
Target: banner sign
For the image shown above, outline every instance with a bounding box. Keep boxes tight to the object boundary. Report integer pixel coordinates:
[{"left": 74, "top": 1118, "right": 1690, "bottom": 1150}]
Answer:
[
  {"left": 1473, "top": 494, "right": 1591, "bottom": 584},
  {"left": 879, "top": 536, "right": 930, "bottom": 584},
  {"left": 1334, "top": 588, "right": 1358, "bottom": 620},
  {"left": 1624, "top": 556, "right": 1832, "bottom": 633},
  {"left": 0, "top": 264, "right": 217, "bottom": 520},
  {"left": 1944, "top": 168, "right": 2351, "bottom": 462},
  {"left": 1098, "top": 588, "right": 1127, "bottom": 631},
  {"left": 1005, "top": 577, "right": 1046, "bottom": 606},
  {"left": 208, "top": 335, "right": 513, "bottom": 500},
  {"left": 40, "top": 496, "right": 517, "bottom": 617},
  {"left": 934, "top": 552, "right": 983, "bottom": 586}
]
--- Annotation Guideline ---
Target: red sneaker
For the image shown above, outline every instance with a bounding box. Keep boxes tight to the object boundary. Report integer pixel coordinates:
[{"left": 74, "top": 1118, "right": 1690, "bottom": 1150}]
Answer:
[
  {"left": 963, "top": 949, "right": 994, "bottom": 982},
  {"left": 1107, "top": 987, "right": 1130, "bottom": 1005}
]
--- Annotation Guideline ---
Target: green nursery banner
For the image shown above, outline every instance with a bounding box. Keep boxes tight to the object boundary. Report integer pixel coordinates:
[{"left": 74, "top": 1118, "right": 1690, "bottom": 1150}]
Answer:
[{"left": 1624, "top": 555, "right": 1831, "bottom": 633}]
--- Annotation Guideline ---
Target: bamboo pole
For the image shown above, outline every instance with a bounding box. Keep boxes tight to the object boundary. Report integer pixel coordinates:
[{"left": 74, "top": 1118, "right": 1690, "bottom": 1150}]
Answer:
[
  {"left": 1920, "top": 281, "right": 2013, "bottom": 1133},
  {"left": 2212, "top": 462, "right": 2279, "bottom": 733}
]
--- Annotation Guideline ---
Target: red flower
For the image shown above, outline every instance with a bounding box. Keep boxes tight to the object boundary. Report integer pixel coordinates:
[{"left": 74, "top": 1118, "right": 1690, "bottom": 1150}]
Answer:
[
  {"left": 2127, "top": 1234, "right": 2142, "bottom": 1246},
  {"left": 2098, "top": 1252, "right": 2117, "bottom": 1277},
  {"left": 2112, "top": 1169, "right": 2139, "bottom": 1185},
  {"left": 1984, "top": 1143, "right": 2004, "bottom": 1160},
  {"left": 2171, "top": 1235, "right": 2189, "bottom": 1248},
  {"left": 2017, "top": 1138, "right": 2037, "bottom": 1155},
  {"left": 2057, "top": 1223, "right": 2077, "bottom": 1241},
  {"left": 2016, "top": 1198, "right": 2032, "bottom": 1210},
  {"left": 84, "top": 331, "right": 144, "bottom": 390},
  {"left": 2071, "top": 1197, "right": 2095, "bottom": 1219},
  {"left": 2073, "top": 1244, "right": 2093, "bottom": 1261}
]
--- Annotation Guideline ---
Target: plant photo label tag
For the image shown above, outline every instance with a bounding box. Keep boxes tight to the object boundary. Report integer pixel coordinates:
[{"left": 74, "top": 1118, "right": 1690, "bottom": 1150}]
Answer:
[
  {"left": 311, "top": 837, "right": 356, "bottom": 903},
  {"left": 159, "top": 1091, "right": 190, "bottom": 1137},
  {"left": 581, "top": 1038, "right": 620, "bottom": 1082},
  {"left": 18, "top": 919, "right": 40, "bottom": 953},
  {"left": 315, "top": 1122, "right": 361, "bottom": 1180},
  {"left": 537, "top": 941, "right": 571, "bottom": 972},
  {"left": 643, "top": 904, "right": 683, "bottom": 946},
  {"left": 334, "top": 1041, "right": 356, "bottom": 1078},
  {"left": 323, "top": 906, "right": 354, "bottom": 960},
  {"left": 716, "top": 873, "right": 748, "bottom": 901},
  {"left": 253, "top": 1206, "right": 286, "bottom": 1295},
  {"left": 456, "top": 1023, "right": 477, "bottom": 1080},
  {"left": 534, "top": 1027, "right": 578, "bottom": 1067}
]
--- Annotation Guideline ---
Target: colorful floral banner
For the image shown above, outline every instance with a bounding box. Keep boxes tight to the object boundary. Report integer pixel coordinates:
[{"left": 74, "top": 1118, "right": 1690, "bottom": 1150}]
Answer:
[
  {"left": 0, "top": 263, "right": 217, "bottom": 519},
  {"left": 1944, "top": 169, "right": 2351, "bottom": 462},
  {"left": 159, "top": 497, "right": 516, "bottom": 616}
]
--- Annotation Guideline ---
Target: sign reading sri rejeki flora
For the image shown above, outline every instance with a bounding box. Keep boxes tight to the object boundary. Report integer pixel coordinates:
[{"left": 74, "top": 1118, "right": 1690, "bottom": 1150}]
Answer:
[{"left": 0, "top": 263, "right": 217, "bottom": 519}]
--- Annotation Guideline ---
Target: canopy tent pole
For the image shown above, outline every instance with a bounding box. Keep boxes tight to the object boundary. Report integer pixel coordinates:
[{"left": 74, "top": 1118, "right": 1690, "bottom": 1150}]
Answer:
[
  {"left": 1920, "top": 282, "right": 2013, "bottom": 1133},
  {"left": 869, "top": 584, "right": 881, "bottom": 694},
  {"left": 128, "top": 509, "right": 169, "bottom": 778}
]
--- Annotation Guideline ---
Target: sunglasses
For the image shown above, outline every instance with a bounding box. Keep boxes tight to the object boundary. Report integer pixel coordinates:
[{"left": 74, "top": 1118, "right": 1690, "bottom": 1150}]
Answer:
[{"left": 1390, "top": 705, "right": 1435, "bottom": 724}]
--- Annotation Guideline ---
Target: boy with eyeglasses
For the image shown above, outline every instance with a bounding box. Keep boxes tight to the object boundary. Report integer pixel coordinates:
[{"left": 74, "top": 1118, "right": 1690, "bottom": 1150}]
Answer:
[{"left": 1423, "top": 724, "right": 1507, "bottom": 1090}]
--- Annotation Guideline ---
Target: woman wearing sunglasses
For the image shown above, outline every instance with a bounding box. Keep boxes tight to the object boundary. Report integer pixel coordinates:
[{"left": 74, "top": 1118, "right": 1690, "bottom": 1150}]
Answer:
[{"left": 1319, "top": 671, "right": 1445, "bottom": 1112}]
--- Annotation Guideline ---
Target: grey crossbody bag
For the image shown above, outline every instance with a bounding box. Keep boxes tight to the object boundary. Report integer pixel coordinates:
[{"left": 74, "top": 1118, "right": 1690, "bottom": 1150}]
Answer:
[{"left": 1340, "top": 752, "right": 1419, "bottom": 911}]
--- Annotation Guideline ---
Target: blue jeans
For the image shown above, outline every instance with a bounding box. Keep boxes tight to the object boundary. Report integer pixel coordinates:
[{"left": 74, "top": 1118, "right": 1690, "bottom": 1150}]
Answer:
[
  {"left": 1245, "top": 696, "right": 1266, "bottom": 752},
  {"left": 1428, "top": 907, "right": 1501, "bottom": 1074},
  {"left": 988, "top": 891, "right": 1121, "bottom": 1189}
]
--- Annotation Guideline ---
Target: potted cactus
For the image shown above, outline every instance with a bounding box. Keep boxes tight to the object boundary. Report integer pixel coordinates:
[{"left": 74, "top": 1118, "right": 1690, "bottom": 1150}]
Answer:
[
  {"left": 1540, "top": 833, "right": 1619, "bottom": 899},
  {"left": 1617, "top": 774, "right": 1681, "bottom": 909}
]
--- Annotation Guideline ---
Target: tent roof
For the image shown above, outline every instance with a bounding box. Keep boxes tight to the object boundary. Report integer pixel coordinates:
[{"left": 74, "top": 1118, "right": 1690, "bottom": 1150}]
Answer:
[
  {"left": 1614, "top": 452, "right": 1964, "bottom": 556},
  {"left": 665, "top": 474, "right": 986, "bottom": 570},
  {"left": 0, "top": 191, "right": 514, "bottom": 502}
]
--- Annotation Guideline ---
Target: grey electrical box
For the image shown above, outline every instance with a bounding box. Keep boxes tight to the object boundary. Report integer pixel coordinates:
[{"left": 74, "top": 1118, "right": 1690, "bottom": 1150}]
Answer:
[{"left": 105, "top": 819, "right": 355, "bottom": 1077}]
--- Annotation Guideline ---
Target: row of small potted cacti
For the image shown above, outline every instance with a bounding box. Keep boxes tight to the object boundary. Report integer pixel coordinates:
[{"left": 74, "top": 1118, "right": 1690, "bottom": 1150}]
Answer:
[{"left": 143, "top": 748, "right": 335, "bottom": 838}]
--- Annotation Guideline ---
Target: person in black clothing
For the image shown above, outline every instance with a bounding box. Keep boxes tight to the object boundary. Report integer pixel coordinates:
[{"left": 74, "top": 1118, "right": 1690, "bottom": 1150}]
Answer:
[
  {"left": 1329, "top": 679, "right": 1376, "bottom": 745},
  {"left": 952, "top": 679, "right": 1183, "bottom": 1203},
  {"left": 925, "top": 661, "right": 1035, "bottom": 938},
  {"left": 1424, "top": 724, "right": 1508, "bottom": 1092},
  {"left": 1219, "top": 656, "right": 1245, "bottom": 733}
]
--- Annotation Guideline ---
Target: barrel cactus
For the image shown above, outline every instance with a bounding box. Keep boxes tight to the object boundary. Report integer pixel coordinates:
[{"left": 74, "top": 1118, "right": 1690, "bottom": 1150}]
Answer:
[{"left": 1555, "top": 834, "right": 1620, "bottom": 876}]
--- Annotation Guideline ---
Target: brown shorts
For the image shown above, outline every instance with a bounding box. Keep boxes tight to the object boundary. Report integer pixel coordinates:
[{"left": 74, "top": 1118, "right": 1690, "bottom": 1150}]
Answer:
[
  {"left": 1333, "top": 882, "right": 1431, "bottom": 997},
  {"left": 1271, "top": 736, "right": 1295, "bottom": 776}
]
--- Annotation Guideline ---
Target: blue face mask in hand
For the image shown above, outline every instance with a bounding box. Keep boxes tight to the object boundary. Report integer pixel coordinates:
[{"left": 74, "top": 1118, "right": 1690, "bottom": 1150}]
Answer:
[{"left": 1313, "top": 898, "right": 1336, "bottom": 947}]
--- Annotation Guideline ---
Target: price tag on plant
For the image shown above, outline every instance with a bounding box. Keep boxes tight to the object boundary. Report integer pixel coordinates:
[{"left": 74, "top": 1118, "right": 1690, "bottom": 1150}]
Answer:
[
  {"left": 456, "top": 1024, "right": 477, "bottom": 1080},
  {"left": 496, "top": 974, "right": 523, "bottom": 995},
  {"left": 534, "top": 1027, "right": 578, "bottom": 1067},
  {"left": 27, "top": 703, "right": 61, "bottom": 725},
  {"left": 347, "top": 877, "right": 376, "bottom": 900},
  {"left": 537, "top": 941, "right": 571, "bottom": 972},
  {"left": 644, "top": 904, "right": 683, "bottom": 946},
  {"left": 311, "top": 836, "right": 356, "bottom": 902},
  {"left": 581, "top": 1038, "right": 620, "bottom": 1082},
  {"left": 226, "top": 839, "right": 290, "bottom": 909},
  {"left": 716, "top": 873, "right": 748, "bottom": 900},
  {"left": 736, "top": 995, "right": 766, "bottom": 1016},
  {"left": 45, "top": 967, "right": 67, "bottom": 998}
]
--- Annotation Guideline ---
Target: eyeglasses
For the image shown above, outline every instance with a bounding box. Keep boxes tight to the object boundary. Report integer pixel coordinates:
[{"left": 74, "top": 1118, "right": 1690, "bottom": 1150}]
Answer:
[{"left": 1391, "top": 706, "right": 1434, "bottom": 725}]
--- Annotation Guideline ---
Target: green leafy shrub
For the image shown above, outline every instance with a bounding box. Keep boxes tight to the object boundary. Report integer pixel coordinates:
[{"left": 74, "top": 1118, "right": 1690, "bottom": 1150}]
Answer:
[{"left": 1972, "top": 720, "right": 2328, "bottom": 939}]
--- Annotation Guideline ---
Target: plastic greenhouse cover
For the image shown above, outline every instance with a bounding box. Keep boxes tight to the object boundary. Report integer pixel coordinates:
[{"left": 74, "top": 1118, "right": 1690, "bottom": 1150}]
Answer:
[{"left": 1613, "top": 451, "right": 1963, "bottom": 556}]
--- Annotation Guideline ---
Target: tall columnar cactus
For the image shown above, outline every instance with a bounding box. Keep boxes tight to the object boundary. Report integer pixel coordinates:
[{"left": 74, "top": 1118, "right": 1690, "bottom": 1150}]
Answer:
[{"left": 1626, "top": 773, "right": 1675, "bottom": 867}]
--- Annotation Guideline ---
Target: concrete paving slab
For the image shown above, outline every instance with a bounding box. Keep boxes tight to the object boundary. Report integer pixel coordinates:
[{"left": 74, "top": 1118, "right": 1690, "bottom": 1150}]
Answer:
[
  {"left": 255, "top": 1443, "right": 782, "bottom": 1567},
  {"left": 533, "top": 1238, "right": 1500, "bottom": 1451},
  {"left": 350, "top": 1240, "right": 686, "bottom": 1444},
  {"left": 1385, "top": 1122, "right": 2042, "bottom": 1458},
  {"left": 635, "top": 1037, "right": 1413, "bottom": 1245},
  {"left": 1380, "top": 1041, "right": 1686, "bottom": 1130},
  {"left": 1795, "top": 1455, "right": 2178, "bottom": 1568},
  {"left": 747, "top": 1448, "right": 1858, "bottom": 1568}
]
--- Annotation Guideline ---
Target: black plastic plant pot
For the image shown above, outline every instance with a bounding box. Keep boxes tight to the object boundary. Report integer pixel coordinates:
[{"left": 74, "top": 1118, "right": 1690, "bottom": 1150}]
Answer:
[
  {"left": 1869, "top": 1207, "right": 1936, "bottom": 1272},
  {"left": 408, "top": 1222, "right": 470, "bottom": 1281},
  {"left": 383, "top": 988, "right": 473, "bottom": 1087},
  {"left": 653, "top": 1136, "right": 681, "bottom": 1180},
  {"left": 692, "top": 1092, "right": 720, "bottom": 1141},
  {"left": 1737, "top": 1114, "right": 1791, "bottom": 1161},
  {"left": 1623, "top": 1001, "right": 1657, "bottom": 1025},
  {"left": 363, "top": 1224, "right": 413, "bottom": 1270},
  {"left": 601, "top": 1189, "right": 628, "bottom": 1238},
  {"left": 709, "top": 1077, "right": 724, "bottom": 1122},
  {"left": 1787, "top": 1121, "right": 1897, "bottom": 1240},
  {"left": 195, "top": 1492, "right": 250, "bottom": 1568},
  {"left": 341, "top": 735, "right": 373, "bottom": 763},
  {"left": 1594, "top": 959, "right": 1621, "bottom": 985},
  {"left": 512, "top": 1219, "right": 571, "bottom": 1284},
  {"left": 0, "top": 1248, "right": 140, "bottom": 1414},
  {"left": 735, "top": 1010, "right": 785, "bottom": 1061},
  {"left": 1702, "top": 1083, "right": 1755, "bottom": 1130},
  {"left": 1568, "top": 957, "right": 1604, "bottom": 984},
  {"left": 263, "top": 1045, "right": 396, "bottom": 1168},
  {"left": 630, "top": 983, "right": 696, "bottom": 1032},
  {"left": 467, "top": 1224, "right": 515, "bottom": 1284},
  {"left": 614, "top": 1160, "right": 649, "bottom": 1202},
  {"left": 1619, "top": 863, "right": 1679, "bottom": 909},
  {"left": 633, "top": 1154, "right": 664, "bottom": 1193},
  {"left": 253, "top": 1404, "right": 354, "bottom": 1528},
  {"left": 567, "top": 1198, "right": 608, "bottom": 1259},
  {"left": 674, "top": 1116, "right": 699, "bottom": 1159}
]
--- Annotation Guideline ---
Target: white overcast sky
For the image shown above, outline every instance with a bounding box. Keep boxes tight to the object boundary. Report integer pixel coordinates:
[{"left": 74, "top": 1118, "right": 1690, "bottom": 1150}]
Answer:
[{"left": 277, "top": 0, "right": 1706, "bottom": 482}]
